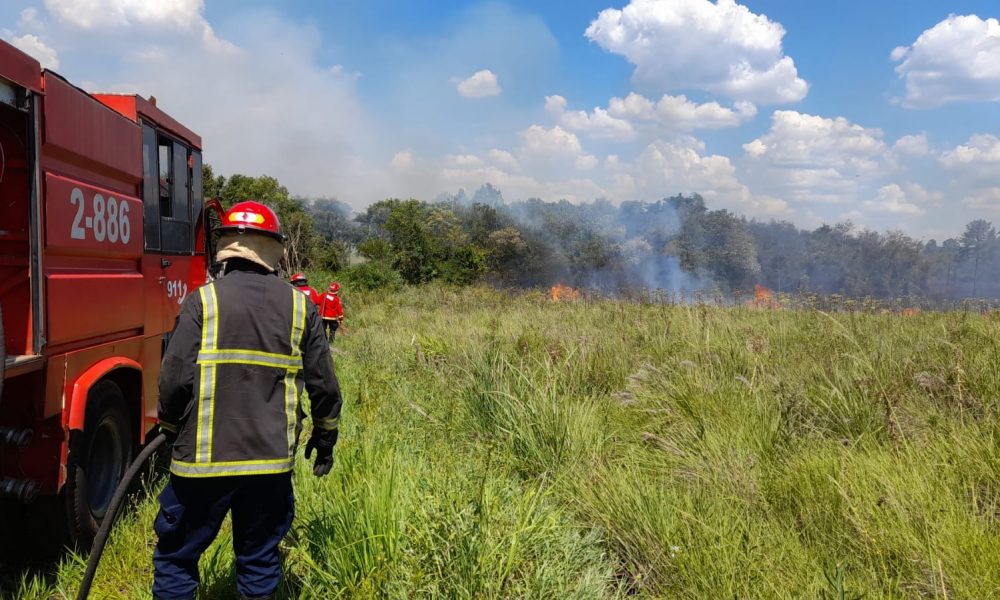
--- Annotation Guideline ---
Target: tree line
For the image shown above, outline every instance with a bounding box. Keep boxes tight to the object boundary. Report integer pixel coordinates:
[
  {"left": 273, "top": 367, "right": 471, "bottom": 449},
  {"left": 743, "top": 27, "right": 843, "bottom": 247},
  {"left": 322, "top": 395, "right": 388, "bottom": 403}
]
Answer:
[{"left": 204, "top": 166, "right": 1000, "bottom": 300}]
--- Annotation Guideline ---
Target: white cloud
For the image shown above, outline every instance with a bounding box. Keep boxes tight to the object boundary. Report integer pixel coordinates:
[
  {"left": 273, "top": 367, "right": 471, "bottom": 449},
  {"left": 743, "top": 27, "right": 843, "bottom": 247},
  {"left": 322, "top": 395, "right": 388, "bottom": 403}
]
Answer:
[
  {"left": 940, "top": 134, "right": 1000, "bottom": 168},
  {"left": 575, "top": 154, "right": 599, "bottom": 171},
  {"left": 21, "top": 2, "right": 374, "bottom": 200},
  {"left": 609, "top": 92, "right": 757, "bottom": 130},
  {"left": 44, "top": 0, "right": 205, "bottom": 30},
  {"left": 545, "top": 92, "right": 756, "bottom": 141},
  {"left": 862, "top": 183, "right": 938, "bottom": 216},
  {"left": 963, "top": 187, "right": 1000, "bottom": 212},
  {"left": 742, "top": 110, "right": 893, "bottom": 204},
  {"left": 519, "top": 124, "right": 584, "bottom": 156},
  {"left": 893, "top": 133, "right": 931, "bottom": 158},
  {"left": 544, "top": 95, "right": 635, "bottom": 141},
  {"left": 444, "top": 154, "right": 484, "bottom": 168},
  {"left": 585, "top": 0, "right": 807, "bottom": 104},
  {"left": 518, "top": 125, "right": 598, "bottom": 171},
  {"left": 18, "top": 8, "right": 45, "bottom": 32},
  {"left": 892, "top": 14, "right": 1000, "bottom": 108},
  {"left": 391, "top": 150, "right": 415, "bottom": 171},
  {"left": 487, "top": 149, "right": 520, "bottom": 172},
  {"left": 631, "top": 138, "right": 788, "bottom": 215},
  {"left": 42, "top": 0, "right": 233, "bottom": 53},
  {"left": 9, "top": 34, "right": 60, "bottom": 69},
  {"left": 455, "top": 69, "right": 501, "bottom": 98}
]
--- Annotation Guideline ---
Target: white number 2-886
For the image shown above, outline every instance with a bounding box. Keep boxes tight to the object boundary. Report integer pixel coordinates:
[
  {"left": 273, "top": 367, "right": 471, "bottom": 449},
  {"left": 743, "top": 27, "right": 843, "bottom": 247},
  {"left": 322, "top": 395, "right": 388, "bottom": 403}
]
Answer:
[{"left": 70, "top": 187, "right": 131, "bottom": 245}]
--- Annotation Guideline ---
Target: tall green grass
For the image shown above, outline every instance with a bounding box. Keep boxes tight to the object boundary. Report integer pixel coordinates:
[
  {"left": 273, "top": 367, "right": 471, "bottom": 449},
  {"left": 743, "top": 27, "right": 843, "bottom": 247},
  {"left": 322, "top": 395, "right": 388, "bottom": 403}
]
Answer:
[{"left": 6, "top": 285, "right": 1000, "bottom": 598}]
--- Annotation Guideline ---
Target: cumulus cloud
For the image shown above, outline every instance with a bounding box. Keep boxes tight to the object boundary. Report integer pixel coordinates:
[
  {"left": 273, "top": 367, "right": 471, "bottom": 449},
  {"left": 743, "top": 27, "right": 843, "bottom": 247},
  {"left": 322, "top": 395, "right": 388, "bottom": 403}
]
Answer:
[
  {"left": 862, "top": 183, "right": 940, "bottom": 216},
  {"left": 518, "top": 125, "right": 598, "bottom": 172},
  {"left": 585, "top": 0, "right": 807, "bottom": 104},
  {"left": 892, "top": 14, "right": 1000, "bottom": 108},
  {"left": 390, "top": 134, "right": 786, "bottom": 218},
  {"left": 455, "top": 69, "right": 501, "bottom": 98},
  {"left": 444, "top": 154, "right": 484, "bottom": 168},
  {"left": 940, "top": 134, "right": 1000, "bottom": 168},
  {"left": 487, "top": 148, "right": 520, "bottom": 171},
  {"left": 544, "top": 95, "right": 635, "bottom": 141},
  {"left": 962, "top": 187, "right": 1000, "bottom": 212},
  {"left": 610, "top": 93, "right": 757, "bottom": 130},
  {"left": 544, "top": 92, "right": 756, "bottom": 142},
  {"left": 742, "top": 110, "right": 893, "bottom": 204},
  {"left": 17, "top": 2, "right": 374, "bottom": 201},
  {"left": 44, "top": 0, "right": 205, "bottom": 30},
  {"left": 893, "top": 133, "right": 931, "bottom": 157},
  {"left": 9, "top": 33, "right": 59, "bottom": 69},
  {"left": 391, "top": 150, "right": 415, "bottom": 171},
  {"left": 631, "top": 138, "right": 788, "bottom": 215}
]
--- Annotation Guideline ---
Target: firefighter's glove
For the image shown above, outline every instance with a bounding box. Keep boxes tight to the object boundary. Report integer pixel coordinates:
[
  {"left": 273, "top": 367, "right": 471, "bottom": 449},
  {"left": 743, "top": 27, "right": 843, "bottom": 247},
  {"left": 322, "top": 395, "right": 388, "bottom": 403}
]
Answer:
[{"left": 305, "top": 429, "right": 338, "bottom": 477}]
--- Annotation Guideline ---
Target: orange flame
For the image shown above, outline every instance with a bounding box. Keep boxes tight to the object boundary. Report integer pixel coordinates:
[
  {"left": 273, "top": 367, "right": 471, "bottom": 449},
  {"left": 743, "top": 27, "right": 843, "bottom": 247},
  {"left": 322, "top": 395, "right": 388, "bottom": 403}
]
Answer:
[
  {"left": 900, "top": 307, "right": 921, "bottom": 317},
  {"left": 550, "top": 283, "right": 581, "bottom": 301},
  {"left": 746, "top": 284, "right": 780, "bottom": 309}
]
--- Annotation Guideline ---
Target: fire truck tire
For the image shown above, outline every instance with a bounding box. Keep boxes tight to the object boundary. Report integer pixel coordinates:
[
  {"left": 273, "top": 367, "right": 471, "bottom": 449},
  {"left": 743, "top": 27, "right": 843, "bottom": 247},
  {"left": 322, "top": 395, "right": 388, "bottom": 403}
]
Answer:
[{"left": 65, "top": 379, "right": 134, "bottom": 547}]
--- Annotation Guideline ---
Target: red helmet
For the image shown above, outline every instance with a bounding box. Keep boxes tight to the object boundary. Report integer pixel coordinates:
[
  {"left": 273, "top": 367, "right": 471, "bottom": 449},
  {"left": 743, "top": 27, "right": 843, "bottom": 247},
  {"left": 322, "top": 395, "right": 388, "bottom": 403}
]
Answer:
[
  {"left": 218, "top": 201, "right": 284, "bottom": 241},
  {"left": 290, "top": 273, "right": 307, "bottom": 284},
  {"left": 329, "top": 282, "right": 341, "bottom": 293}
]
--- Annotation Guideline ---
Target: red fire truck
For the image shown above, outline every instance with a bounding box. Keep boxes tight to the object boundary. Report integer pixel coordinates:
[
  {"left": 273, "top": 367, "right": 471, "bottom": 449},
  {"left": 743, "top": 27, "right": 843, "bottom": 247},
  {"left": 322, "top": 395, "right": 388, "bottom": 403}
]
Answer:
[{"left": 0, "top": 40, "right": 217, "bottom": 552}]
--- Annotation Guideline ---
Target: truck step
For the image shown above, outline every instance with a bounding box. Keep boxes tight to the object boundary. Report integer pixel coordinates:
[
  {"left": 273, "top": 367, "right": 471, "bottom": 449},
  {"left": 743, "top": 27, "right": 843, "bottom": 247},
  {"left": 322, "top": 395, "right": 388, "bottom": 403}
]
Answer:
[{"left": 2, "top": 354, "right": 45, "bottom": 378}]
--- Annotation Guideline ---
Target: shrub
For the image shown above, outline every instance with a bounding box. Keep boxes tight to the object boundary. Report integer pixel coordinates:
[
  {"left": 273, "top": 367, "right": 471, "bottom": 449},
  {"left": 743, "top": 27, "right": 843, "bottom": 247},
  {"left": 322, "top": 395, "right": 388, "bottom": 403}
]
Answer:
[{"left": 344, "top": 261, "right": 404, "bottom": 292}]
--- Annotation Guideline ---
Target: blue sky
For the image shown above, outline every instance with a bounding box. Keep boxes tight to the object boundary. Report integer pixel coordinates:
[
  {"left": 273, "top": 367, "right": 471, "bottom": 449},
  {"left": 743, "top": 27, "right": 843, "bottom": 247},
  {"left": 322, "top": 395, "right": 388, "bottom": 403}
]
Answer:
[{"left": 5, "top": 0, "right": 1000, "bottom": 239}]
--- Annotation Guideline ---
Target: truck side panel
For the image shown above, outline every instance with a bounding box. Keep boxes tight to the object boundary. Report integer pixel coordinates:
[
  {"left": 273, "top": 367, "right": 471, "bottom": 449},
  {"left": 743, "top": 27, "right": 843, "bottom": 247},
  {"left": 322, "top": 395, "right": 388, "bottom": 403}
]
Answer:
[{"left": 41, "top": 73, "right": 141, "bottom": 189}]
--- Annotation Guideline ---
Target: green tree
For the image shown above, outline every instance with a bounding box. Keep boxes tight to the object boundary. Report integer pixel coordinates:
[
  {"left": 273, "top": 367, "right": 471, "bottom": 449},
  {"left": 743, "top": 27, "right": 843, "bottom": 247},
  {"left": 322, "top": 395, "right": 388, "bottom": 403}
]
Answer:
[
  {"left": 206, "top": 168, "right": 323, "bottom": 274},
  {"left": 959, "top": 219, "right": 997, "bottom": 297}
]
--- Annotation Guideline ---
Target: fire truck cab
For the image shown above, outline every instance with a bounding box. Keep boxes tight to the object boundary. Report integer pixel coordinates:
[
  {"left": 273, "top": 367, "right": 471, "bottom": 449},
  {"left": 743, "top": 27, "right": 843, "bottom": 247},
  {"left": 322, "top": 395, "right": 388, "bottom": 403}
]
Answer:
[{"left": 0, "top": 40, "right": 215, "bottom": 551}]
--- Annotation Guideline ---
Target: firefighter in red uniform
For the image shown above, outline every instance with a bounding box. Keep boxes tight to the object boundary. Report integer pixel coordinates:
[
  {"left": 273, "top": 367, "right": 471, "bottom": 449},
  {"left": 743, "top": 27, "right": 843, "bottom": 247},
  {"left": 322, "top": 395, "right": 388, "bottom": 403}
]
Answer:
[
  {"left": 290, "top": 272, "right": 321, "bottom": 306},
  {"left": 153, "top": 201, "right": 342, "bottom": 600},
  {"left": 320, "top": 282, "right": 345, "bottom": 340}
]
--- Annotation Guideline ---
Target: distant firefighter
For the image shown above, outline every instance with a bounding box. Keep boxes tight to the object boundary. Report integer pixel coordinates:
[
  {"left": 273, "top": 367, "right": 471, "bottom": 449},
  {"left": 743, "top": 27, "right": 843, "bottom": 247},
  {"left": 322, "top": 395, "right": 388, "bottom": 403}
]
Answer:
[
  {"left": 320, "top": 282, "right": 345, "bottom": 340},
  {"left": 290, "top": 272, "right": 321, "bottom": 306}
]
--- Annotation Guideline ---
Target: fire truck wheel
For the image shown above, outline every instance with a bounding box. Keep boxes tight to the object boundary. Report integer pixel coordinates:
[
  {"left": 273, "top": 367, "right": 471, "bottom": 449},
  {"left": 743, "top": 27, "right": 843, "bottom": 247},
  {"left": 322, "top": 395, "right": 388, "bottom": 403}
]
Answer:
[{"left": 66, "top": 379, "right": 134, "bottom": 547}]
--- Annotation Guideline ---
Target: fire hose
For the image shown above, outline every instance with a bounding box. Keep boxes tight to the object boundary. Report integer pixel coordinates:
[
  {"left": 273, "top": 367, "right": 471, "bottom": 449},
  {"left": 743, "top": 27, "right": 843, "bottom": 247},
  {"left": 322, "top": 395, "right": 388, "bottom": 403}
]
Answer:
[{"left": 76, "top": 432, "right": 168, "bottom": 600}]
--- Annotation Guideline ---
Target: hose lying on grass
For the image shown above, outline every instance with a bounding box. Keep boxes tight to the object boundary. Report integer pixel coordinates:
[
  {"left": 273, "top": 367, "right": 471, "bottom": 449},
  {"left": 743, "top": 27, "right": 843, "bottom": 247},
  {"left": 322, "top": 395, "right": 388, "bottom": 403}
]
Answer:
[{"left": 76, "top": 432, "right": 168, "bottom": 600}]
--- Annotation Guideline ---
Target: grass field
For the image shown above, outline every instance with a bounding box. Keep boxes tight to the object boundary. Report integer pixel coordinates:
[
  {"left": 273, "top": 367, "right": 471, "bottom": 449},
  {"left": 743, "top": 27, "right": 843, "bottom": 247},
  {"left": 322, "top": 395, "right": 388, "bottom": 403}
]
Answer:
[{"left": 7, "top": 284, "right": 1000, "bottom": 599}]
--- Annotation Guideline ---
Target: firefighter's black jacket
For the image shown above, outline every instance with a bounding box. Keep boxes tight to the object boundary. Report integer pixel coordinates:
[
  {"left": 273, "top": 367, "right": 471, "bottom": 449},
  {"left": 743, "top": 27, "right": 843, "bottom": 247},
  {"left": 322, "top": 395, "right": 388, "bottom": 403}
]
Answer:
[{"left": 157, "top": 259, "right": 342, "bottom": 477}]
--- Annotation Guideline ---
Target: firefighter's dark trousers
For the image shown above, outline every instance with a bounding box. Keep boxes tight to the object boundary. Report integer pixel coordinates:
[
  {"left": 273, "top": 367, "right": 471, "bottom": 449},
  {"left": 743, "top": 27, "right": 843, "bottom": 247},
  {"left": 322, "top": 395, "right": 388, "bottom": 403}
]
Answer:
[
  {"left": 152, "top": 472, "right": 294, "bottom": 600},
  {"left": 323, "top": 319, "right": 339, "bottom": 341}
]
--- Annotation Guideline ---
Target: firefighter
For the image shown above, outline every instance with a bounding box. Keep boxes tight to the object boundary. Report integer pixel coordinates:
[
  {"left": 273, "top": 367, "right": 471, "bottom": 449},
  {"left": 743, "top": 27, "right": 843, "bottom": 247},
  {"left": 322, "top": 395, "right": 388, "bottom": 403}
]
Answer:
[
  {"left": 153, "top": 201, "right": 342, "bottom": 600},
  {"left": 290, "top": 272, "right": 321, "bottom": 306},
  {"left": 320, "top": 281, "right": 345, "bottom": 340}
]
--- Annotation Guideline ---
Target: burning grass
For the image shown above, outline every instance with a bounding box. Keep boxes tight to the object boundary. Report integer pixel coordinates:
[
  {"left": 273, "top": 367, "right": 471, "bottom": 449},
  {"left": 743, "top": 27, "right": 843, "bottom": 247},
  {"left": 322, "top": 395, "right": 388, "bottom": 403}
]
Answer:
[
  {"left": 550, "top": 283, "right": 582, "bottom": 301},
  {"left": 11, "top": 284, "right": 1000, "bottom": 599}
]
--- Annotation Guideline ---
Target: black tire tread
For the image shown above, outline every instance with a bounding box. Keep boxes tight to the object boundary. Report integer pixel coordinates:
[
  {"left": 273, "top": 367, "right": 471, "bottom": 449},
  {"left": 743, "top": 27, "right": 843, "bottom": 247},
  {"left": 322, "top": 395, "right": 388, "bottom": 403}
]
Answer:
[{"left": 65, "top": 379, "right": 132, "bottom": 548}]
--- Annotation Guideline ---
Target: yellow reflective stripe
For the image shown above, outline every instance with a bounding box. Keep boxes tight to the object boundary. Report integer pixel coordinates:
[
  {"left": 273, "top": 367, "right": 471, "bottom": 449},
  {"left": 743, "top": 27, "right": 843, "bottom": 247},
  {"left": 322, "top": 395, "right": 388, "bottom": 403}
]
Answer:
[
  {"left": 174, "top": 457, "right": 291, "bottom": 467},
  {"left": 199, "top": 359, "right": 302, "bottom": 370},
  {"left": 159, "top": 421, "right": 178, "bottom": 433},
  {"left": 199, "top": 348, "right": 303, "bottom": 361},
  {"left": 197, "top": 350, "right": 303, "bottom": 370},
  {"left": 196, "top": 285, "right": 219, "bottom": 464},
  {"left": 285, "top": 290, "right": 307, "bottom": 458},
  {"left": 314, "top": 416, "right": 339, "bottom": 431},
  {"left": 171, "top": 457, "right": 294, "bottom": 478}
]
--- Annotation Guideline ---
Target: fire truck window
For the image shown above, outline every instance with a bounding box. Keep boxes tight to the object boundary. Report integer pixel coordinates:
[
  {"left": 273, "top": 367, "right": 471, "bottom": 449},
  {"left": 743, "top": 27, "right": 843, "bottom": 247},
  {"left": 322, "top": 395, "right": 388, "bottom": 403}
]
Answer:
[
  {"left": 158, "top": 139, "right": 172, "bottom": 218},
  {"left": 142, "top": 123, "right": 160, "bottom": 250},
  {"left": 160, "top": 141, "right": 193, "bottom": 254}
]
